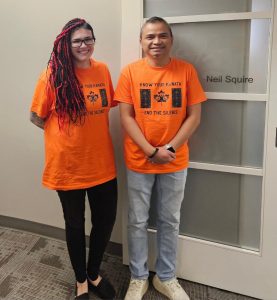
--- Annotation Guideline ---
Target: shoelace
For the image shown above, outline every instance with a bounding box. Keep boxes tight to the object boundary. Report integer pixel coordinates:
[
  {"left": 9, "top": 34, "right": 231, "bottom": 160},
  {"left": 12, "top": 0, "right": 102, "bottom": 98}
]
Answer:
[
  {"left": 164, "top": 279, "right": 182, "bottom": 294},
  {"left": 129, "top": 280, "right": 146, "bottom": 292}
]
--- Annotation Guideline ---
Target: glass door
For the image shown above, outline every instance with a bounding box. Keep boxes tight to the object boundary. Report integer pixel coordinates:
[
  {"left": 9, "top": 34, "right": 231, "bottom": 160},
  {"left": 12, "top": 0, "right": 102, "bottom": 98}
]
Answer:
[{"left": 121, "top": 1, "right": 277, "bottom": 299}]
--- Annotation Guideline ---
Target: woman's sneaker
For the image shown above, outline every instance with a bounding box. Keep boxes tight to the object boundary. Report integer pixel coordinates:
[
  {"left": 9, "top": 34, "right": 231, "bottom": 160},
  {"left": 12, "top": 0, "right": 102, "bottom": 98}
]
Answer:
[
  {"left": 152, "top": 275, "right": 190, "bottom": 300},
  {"left": 124, "top": 278, "right": 149, "bottom": 300}
]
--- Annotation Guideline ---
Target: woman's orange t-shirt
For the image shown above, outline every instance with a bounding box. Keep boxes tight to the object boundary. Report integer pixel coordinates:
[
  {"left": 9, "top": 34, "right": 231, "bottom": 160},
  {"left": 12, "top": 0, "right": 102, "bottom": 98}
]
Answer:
[
  {"left": 114, "top": 58, "right": 206, "bottom": 173},
  {"left": 30, "top": 59, "right": 116, "bottom": 190}
]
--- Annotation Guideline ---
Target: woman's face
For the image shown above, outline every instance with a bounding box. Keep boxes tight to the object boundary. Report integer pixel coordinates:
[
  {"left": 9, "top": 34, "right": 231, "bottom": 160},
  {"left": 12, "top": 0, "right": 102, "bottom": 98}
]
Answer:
[{"left": 70, "top": 28, "right": 94, "bottom": 68}]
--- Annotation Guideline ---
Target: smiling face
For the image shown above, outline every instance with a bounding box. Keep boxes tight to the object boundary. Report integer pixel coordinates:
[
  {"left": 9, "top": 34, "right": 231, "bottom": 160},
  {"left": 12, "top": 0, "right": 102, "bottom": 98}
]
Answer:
[
  {"left": 140, "top": 21, "right": 173, "bottom": 67},
  {"left": 70, "top": 28, "right": 95, "bottom": 68}
]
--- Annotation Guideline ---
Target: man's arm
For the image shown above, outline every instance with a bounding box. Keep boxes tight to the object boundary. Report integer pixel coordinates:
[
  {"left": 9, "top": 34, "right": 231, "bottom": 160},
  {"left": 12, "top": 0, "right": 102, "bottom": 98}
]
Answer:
[
  {"left": 30, "top": 112, "right": 45, "bottom": 129},
  {"left": 119, "top": 103, "right": 175, "bottom": 163},
  {"left": 169, "top": 103, "right": 202, "bottom": 150}
]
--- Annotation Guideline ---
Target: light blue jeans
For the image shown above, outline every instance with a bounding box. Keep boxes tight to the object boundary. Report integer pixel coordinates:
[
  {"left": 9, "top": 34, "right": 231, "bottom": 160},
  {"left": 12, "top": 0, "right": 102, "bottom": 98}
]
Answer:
[{"left": 126, "top": 168, "right": 187, "bottom": 281}]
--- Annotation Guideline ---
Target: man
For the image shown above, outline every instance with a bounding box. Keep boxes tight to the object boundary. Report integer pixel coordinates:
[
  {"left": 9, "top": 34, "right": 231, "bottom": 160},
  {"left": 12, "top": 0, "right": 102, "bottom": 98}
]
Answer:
[{"left": 115, "top": 16, "right": 206, "bottom": 300}]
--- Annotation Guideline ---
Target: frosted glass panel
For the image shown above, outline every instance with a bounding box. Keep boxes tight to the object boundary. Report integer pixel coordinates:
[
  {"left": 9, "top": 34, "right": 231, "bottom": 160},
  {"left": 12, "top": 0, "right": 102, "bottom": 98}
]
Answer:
[
  {"left": 171, "top": 19, "right": 270, "bottom": 93},
  {"left": 149, "top": 170, "right": 262, "bottom": 250},
  {"left": 189, "top": 100, "right": 265, "bottom": 167},
  {"left": 144, "top": 0, "right": 272, "bottom": 17}
]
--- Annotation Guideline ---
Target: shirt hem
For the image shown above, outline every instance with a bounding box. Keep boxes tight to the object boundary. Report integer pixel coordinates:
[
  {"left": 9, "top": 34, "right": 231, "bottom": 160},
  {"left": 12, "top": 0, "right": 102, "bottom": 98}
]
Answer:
[
  {"left": 42, "top": 174, "right": 117, "bottom": 191},
  {"left": 126, "top": 165, "right": 188, "bottom": 174}
]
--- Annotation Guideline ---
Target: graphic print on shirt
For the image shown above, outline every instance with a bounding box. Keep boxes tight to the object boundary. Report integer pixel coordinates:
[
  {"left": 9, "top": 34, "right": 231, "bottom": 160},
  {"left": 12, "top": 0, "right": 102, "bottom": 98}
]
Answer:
[
  {"left": 100, "top": 89, "right": 108, "bottom": 107},
  {"left": 154, "top": 90, "right": 169, "bottom": 105},
  {"left": 172, "top": 88, "right": 182, "bottom": 107},
  {"left": 81, "top": 82, "right": 109, "bottom": 109},
  {"left": 140, "top": 89, "right": 151, "bottom": 108},
  {"left": 87, "top": 91, "right": 99, "bottom": 104},
  {"left": 139, "top": 87, "right": 182, "bottom": 109},
  {"left": 82, "top": 84, "right": 109, "bottom": 115}
]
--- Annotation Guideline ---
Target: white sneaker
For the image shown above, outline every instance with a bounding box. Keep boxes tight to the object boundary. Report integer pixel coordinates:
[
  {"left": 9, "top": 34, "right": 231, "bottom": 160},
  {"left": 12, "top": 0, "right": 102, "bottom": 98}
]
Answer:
[
  {"left": 152, "top": 275, "right": 190, "bottom": 300},
  {"left": 124, "top": 278, "right": 149, "bottom": 300}
]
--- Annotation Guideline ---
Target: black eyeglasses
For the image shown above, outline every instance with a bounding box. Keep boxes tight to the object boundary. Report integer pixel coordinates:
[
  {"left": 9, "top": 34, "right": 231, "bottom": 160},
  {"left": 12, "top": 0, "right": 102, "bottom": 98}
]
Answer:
[{"left": 71, "top": 37, "right": 95, "bottom": 48}]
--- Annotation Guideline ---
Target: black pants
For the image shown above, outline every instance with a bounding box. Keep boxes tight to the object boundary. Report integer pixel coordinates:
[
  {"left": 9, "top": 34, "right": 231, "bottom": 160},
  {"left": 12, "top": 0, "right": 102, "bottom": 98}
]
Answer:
[{"left": 57, "top": 178, "right": 117, "bottom": 283}]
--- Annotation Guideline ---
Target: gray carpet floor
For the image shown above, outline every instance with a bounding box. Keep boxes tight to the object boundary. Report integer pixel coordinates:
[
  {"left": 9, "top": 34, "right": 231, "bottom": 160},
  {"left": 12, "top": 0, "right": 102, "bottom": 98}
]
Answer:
[{"left": 0, "top": 226, "right": 259, "bottom": 300}]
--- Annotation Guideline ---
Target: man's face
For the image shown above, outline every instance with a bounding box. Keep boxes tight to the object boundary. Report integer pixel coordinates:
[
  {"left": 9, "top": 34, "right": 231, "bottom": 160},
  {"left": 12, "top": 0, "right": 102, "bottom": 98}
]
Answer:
[{"left": 140, "top": 22, "right": 173, "bottom": 62}]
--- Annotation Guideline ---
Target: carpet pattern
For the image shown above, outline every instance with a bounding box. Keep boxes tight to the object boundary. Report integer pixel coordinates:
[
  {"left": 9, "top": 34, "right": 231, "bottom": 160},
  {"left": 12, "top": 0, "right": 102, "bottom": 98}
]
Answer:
[{"left": 0, "top": 226, "right": 259, "bottom": 300}]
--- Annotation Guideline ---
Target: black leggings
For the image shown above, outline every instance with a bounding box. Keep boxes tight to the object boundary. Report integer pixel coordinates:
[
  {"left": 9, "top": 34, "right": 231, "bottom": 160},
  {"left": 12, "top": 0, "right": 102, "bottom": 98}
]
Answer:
[{"left": 57, "top": 178, "right": 117, "bottom": 283}]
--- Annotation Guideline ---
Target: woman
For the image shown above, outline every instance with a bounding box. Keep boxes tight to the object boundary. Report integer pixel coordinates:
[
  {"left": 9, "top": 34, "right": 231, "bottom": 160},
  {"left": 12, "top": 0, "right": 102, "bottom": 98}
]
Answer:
[{"left": 30, "top": 18, "right": 117, "bottom": 300}]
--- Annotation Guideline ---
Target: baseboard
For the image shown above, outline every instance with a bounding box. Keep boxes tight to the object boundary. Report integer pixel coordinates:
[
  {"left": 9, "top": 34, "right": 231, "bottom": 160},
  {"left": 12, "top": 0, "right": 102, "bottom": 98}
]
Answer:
[{"left": 0, "top": 215, "right": 122, "bottom": 257}]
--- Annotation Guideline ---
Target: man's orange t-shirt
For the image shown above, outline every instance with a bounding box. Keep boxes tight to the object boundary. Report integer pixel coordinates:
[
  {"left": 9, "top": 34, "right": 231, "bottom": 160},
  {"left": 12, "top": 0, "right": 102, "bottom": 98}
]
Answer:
[
  {"left": 114, "top": 57, "right": 206, "bottom": 173},
  {"left": 30, "top": 59, "right": 116, "bottom": 190}
]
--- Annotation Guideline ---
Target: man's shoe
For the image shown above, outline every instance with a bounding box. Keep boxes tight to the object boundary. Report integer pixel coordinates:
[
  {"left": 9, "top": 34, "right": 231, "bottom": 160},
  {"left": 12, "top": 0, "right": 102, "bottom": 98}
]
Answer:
[
  {"left": 152, "top": 275, "right": 190, "bottom": 300},
  {"left": 124, "top": 278, "right": 149, "bottom": 300},
  {"left": 87, "top": 276, "right": 116, "bottom": 299}
]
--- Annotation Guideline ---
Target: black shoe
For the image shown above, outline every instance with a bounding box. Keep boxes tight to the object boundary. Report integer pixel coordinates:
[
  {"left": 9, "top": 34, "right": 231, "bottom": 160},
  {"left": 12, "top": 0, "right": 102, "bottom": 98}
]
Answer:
[
  {"left": 87, "top": 276, "right": 116, "bottom": 299},
  {"left": 75, "top": 293, "right": 89, "bottom": 300},
  {"left": 75, "top": 283, "right": 89, "bottom": 300}
]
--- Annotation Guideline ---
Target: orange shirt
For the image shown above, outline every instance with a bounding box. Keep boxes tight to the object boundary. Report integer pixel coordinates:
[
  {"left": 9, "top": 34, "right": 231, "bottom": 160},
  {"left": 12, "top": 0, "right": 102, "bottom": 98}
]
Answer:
[
  {"left": 31, "top": 59, "right": 116, "bottom": 190},
  {"left": 114, "top": 57, "right": 206, "bottom": 173}
]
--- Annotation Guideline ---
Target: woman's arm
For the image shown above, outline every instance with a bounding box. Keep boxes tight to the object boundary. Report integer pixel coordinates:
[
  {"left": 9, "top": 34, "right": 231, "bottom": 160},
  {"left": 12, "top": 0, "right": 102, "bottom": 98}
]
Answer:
[{"left": 30, "top": 112, "right": 45, "bottom": 129}]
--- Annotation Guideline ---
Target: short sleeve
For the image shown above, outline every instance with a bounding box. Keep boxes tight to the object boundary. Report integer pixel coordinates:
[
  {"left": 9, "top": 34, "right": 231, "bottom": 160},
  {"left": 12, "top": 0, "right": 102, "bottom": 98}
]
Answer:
[
  {"left": 105, "top": 66, "right": 117, "bottom": 108},
  {"left": 30, "top": 70, "right": 54, "bottom": 119},
  {"left": 187, "top": 65, "right": 207, "bottom": 106},
  {"left": 114, "top": 67, "right": 133, "bottom": 104}
]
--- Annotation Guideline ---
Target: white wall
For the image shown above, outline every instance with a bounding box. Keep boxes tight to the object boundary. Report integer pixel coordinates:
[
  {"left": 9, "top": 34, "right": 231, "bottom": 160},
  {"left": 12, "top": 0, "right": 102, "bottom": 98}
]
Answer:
[{"left": 0, "top": 0, "right": 125, "bottom": 243}]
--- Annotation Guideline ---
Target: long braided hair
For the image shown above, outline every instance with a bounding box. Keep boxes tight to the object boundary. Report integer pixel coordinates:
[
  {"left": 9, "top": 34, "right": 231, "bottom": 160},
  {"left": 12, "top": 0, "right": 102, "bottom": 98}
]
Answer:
[{"left": 47, "top": 18, "right": 95, "bottom": 127}]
